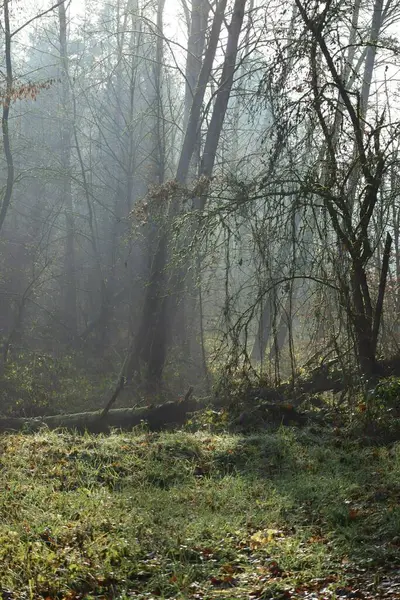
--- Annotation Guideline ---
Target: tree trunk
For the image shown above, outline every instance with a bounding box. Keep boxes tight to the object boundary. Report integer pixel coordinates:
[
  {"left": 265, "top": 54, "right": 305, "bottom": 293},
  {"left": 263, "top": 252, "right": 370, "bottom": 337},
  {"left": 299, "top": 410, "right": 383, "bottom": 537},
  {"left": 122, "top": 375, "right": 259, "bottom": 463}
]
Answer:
[
  {"left": 176, "top": 0, "right": 210, "bottom": 375},
  {"left": 104, "top": 0, "right": 248, "bottom": 412},
  {"left": 0, "top": 0, "right": 14, "bottom": 235},
  {"left": 183, "top": 0, "right": 209, "bottom": 132},
  {"left": 0, "top": 396, "right": 200, "bottom": 434},
  {"left": 59, "top": 2, "right": 77, "bottom": 335},
  {"left": 176, "top": 0, "right": 229, "bottom": 185},
  {"left": 252, "top": 294, "right": 274, "bottom": 363},
  {"left": 124, "top": 0, "right": 167, "bottom": 392},
  {"left": 198, "top": 0, "right": 248, "bottom": 192}
]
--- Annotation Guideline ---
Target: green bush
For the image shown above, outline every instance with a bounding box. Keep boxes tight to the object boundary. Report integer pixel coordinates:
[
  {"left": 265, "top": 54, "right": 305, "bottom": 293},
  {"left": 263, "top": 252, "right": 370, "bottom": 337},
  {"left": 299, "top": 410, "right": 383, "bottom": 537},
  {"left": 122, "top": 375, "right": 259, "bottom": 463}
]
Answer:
[
  {"left": 371, "top": 377, "right": 400, "bottom": 412},
  {"left": 0, "top": 351, "right": 114, "bottom": 417},
  {"left": 351, "top": 377, "right": 400, "bottom": 438}
]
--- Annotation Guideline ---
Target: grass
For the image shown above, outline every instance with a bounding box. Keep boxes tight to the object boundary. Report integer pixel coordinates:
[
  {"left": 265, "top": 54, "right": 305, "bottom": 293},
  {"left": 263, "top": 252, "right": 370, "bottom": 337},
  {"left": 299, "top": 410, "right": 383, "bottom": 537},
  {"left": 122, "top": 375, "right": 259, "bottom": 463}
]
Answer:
[{"left": 0, "top": 426, "right": 399, "bottom": 599}]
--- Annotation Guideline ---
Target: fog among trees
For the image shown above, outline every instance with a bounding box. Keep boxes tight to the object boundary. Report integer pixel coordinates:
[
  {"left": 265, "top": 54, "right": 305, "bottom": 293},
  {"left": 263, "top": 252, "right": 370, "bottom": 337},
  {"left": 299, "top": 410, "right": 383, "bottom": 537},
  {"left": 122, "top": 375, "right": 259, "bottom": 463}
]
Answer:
[{"left": 0, "top": 0, "right": 400, "bottom": 418}]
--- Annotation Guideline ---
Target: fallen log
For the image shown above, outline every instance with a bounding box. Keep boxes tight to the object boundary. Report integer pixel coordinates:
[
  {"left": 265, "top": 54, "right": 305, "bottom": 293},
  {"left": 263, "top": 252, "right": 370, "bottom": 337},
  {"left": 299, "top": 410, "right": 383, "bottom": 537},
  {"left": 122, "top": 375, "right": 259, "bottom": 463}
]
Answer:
[{"left": 0, "top": 395, "right": 200, "bottom": 434}]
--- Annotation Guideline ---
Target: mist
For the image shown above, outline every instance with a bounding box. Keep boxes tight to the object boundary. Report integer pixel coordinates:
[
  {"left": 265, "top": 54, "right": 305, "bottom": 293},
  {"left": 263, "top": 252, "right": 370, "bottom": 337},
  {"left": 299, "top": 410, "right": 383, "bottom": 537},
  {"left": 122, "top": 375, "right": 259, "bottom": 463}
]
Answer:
[{"left": 0, "top": 0, "right": 399, "bottom": 419}]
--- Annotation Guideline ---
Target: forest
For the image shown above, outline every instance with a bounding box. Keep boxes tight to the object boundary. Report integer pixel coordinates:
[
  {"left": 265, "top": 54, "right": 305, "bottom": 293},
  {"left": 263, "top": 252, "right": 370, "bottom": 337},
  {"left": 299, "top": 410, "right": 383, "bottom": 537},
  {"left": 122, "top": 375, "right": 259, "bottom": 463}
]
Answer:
[{"left": 0, "top": 0, "right": 400, "bottom": 598}]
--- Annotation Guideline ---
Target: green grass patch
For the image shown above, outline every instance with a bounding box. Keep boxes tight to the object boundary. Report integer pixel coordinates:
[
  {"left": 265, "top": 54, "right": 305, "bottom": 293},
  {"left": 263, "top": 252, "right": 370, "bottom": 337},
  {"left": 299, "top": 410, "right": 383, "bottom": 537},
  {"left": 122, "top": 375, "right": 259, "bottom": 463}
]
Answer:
[{"left": 0, "top": 427, "right": 399, "bottom": 599}]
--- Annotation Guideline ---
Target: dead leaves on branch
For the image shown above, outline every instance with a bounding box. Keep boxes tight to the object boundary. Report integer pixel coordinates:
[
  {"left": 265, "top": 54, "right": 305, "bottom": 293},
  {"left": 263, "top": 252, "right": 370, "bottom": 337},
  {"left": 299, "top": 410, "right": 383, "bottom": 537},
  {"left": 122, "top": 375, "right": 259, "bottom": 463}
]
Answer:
[
  {"left": 0, "top": 79, "right": 58, "bottom": 106},
  {"left": 130, "top": 175, "right": 211, "bottom": 226}
]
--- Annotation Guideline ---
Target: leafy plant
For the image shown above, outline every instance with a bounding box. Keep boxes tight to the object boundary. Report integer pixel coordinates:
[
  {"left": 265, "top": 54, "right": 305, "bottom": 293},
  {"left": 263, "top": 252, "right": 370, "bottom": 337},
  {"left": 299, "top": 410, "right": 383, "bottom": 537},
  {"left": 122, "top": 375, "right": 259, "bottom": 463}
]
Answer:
[{"left": 0, "top": 351, "right": 114, "bottom": 417}]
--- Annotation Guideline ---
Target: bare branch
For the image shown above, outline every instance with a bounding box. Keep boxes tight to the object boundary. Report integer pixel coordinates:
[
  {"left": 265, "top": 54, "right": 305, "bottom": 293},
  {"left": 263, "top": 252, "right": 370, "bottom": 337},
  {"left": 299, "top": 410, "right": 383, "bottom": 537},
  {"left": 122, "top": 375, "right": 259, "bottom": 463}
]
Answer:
[{"left": 11, "top": 0, "right": 67, "bottom": 38}]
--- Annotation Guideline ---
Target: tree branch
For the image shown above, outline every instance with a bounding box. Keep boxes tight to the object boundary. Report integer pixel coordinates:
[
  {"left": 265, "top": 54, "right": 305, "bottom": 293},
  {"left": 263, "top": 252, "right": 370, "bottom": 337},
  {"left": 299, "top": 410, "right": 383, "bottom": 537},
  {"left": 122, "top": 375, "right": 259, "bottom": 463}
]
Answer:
[{"left": 11, "top": 0, "right": 67, "bottom": 38}]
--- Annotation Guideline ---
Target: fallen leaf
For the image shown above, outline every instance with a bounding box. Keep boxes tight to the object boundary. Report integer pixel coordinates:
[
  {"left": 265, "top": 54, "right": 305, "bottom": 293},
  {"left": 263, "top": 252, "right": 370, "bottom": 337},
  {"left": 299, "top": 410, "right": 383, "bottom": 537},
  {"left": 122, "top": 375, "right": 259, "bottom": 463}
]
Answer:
[
  {"left": 210, "top": 575, "right": 238, "bottom": 587},
  {"left": 268, "top": 560, "right": 284, "bottom": 576}
]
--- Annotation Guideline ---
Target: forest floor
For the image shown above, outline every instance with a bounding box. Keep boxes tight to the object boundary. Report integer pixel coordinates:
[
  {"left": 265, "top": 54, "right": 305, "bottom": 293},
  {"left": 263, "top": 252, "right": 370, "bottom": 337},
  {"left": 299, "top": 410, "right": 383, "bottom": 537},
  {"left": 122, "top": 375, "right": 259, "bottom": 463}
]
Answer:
[{"left": 0, "top": 426, "right": 399, "bottom": 599}]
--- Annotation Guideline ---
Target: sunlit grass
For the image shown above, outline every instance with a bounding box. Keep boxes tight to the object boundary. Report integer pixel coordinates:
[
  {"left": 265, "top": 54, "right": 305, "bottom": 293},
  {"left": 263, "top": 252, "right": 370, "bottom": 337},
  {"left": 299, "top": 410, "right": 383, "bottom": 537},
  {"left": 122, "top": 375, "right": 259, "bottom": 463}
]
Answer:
[{"left": 0, "top": 428, "right": 399, "bottom": 598}]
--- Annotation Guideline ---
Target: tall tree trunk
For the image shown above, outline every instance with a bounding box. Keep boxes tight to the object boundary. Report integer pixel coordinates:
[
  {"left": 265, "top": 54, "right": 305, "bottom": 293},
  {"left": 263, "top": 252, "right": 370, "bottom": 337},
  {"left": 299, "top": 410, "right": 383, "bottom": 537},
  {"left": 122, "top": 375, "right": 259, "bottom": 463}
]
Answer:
[
  {"left": 103, "top": 0, "right": 248, "bottom": 412},
  {"left": 176, "top": 0, "right": 248, "bottom": 381},
  {"left": 177, "top": 0, "right": 210, "bottom": 376},
  {"left": 126, "top": 0, "right": 141, "bottom": 212},
  {"left": 125, "top": 0, "right": 167, "bottom": 391},
  {"left": 59, "top": 2, "right": 77, "bottom": 335},
  {"left": 143, "top": 0, "right": 245, "bottom": 381},
  {"left": 198, "top": 0, "right": 247, "bottom": 190},
  {"left": 252, "top": 293, "right": 274, "bottom": 363},
  {"left": 346, "top": 0, "right": 385, "bottom": 209},
  {"left": 0, "top": 0, "right": 14, "bottom": 235},
  {"left": 176, "top": 0, "right": 229, "bottom": 185},
  {"left": 183, "top": 0, "right": 209, "bottom": 132}
]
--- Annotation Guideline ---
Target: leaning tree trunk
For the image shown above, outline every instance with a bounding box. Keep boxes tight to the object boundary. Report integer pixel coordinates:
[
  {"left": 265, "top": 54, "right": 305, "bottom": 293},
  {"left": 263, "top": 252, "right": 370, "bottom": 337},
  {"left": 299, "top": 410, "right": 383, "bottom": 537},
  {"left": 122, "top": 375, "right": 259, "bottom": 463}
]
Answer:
[
  {"left": 103, "top": 0, "right": 248, "bottom": 414},
  {"left": 172, "top": 0, "right": 248, "bottom": 382},
  {"left": 131, "top": 0, "right": 231, "bottom": 381},
  {"left": 176, "top": 0, "right": 229, "bottom": 185},
  {"left": 198, "top": 0, "right": 248, "bottom": 192}
]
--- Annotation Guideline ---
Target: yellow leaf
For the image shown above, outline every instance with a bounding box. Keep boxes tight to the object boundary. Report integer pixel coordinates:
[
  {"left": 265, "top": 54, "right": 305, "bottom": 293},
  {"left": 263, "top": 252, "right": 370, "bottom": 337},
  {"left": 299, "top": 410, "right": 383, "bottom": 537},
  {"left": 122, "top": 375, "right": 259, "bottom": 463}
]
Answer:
[{"left": 250, "top": 529, "right": 279, "bottom": 549}]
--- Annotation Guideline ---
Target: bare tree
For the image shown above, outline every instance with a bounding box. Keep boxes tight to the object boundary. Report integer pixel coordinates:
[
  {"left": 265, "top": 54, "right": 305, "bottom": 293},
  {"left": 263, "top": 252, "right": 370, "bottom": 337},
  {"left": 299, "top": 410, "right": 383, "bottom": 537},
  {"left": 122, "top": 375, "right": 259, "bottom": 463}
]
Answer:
[{"left": 293, "top": 0, "right": 393, "bottom": 377}]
